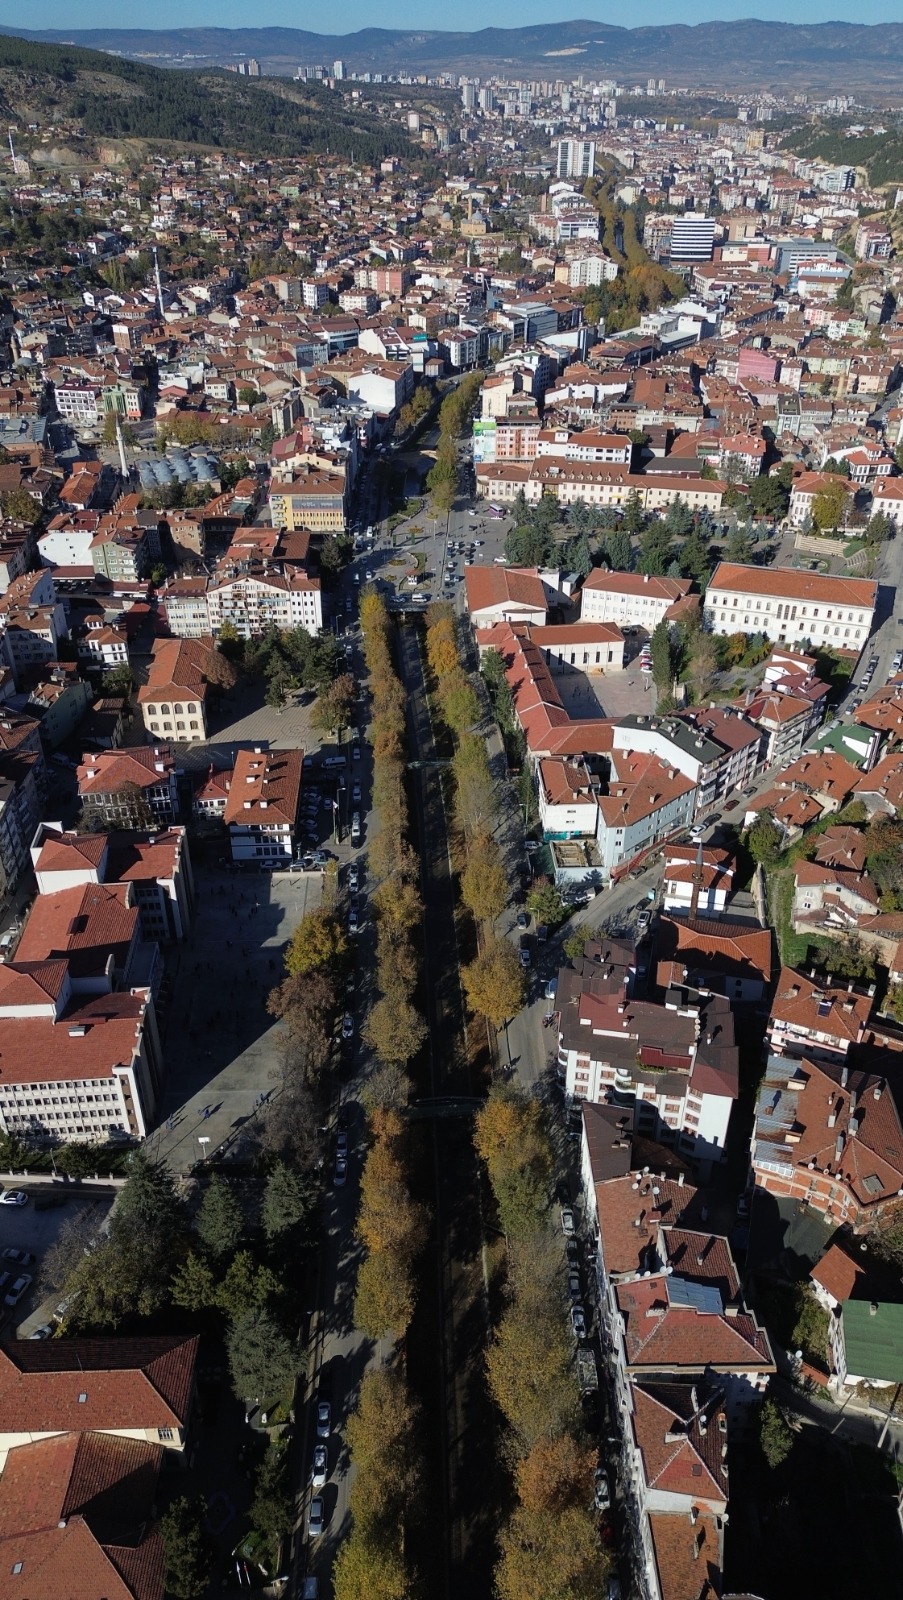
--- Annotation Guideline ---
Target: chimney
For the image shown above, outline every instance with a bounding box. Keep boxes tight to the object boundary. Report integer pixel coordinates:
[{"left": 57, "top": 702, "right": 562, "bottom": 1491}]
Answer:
[
  {"left": 870, "top": 1302, "right": 879, "bottom": 1317},
  {"left": 835, "top": 1132, "right": 845, "bottom": 1162}
]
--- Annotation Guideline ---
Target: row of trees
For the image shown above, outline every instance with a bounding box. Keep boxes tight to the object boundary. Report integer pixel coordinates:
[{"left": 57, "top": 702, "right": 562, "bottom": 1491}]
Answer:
[
  {"left": 333, "top": 1368, "right": 424, "bottom": 1600},
  {"left": 475, "top": 1087, "right": 609, "bottom": 1600},
  {"left": 426, "top": 371, "right": 483, "bottom": 513},
  {"left": 423, "top": 610, "right": 526, "bottom": 1029},
  {"left": 336, "top": 588, "right": 427, "bottom": 1596}
]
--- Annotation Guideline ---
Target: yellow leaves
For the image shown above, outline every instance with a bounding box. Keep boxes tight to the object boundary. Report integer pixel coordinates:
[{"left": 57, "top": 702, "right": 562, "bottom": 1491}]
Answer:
[
  {"left": 284, "top": 907, "right": 348, "bottom": 978},
  {"left": 462, "top": 937, "right": 525, "bottom": 1028},
  {"left": 460, "top": 838, "right": 508, "bottom": 923}
]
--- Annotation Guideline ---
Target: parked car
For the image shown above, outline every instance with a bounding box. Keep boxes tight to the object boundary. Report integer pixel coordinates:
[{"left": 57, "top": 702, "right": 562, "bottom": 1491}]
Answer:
[
  {"left": 348, "top": 864, "right": 360, "bottom": 893},
  {"left": 636, "top": 909, "right": 651, "bottom": 933},
  {"left": 560, "top": 1207, "right": 576, "bottom": 1237},
  {"left": 1, "top": 1248, "right": 33, "bottom": 1265},
  {"left": 594, "top": 1468, "right": 611, "bottom": 1512},
  {"left": 0, "top": 1191, "right": 27, "bottom": 1207},
  {"left": 334, "top": 1156, "right": 347, "bottom": 1187},
  {"left": 316, "top": 1401, "right": 331, "bottom": 1439},
  {"left": 311, "top": 1444, "right": 328, "bottom": 1488},
  {"left": 567, "top": 1271, "right": 582, "bottom": 1302},
  {"left": 308, "top": 1495, "right": 326, "bottom": 1537},
  {"left": 341, "top": 1014, "right": 354, "bottom": 1041},
  {"left": 516, "top": 911, "right": 528, "bottom": 929},
  {"left": 349, "top": 906, "right": 359, "bottom": 934},
  {"left": 5, "top": 1274, "right": 31, "bottom": 1306},
  {"left": 29, "top": 1323, "right": 53, "bottom": 1340},
  {"left": 570, "top": 1304, "right": 587, "bottom": 1339}
]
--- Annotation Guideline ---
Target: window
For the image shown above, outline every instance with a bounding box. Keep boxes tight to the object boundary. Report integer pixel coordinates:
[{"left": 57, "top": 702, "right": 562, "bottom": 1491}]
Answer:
[{"left": 158, "top": 1426, "right": 174, "bottom": 1441}]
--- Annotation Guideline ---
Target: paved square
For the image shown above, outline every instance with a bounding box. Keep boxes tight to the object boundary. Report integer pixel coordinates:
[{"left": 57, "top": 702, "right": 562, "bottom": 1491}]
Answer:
[{"left": 151, "top": 860, "right": 323, "bottom": 1172}]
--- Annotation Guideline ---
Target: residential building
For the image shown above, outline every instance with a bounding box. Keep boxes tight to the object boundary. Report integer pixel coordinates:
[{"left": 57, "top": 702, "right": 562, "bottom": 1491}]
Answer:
[
  {"left": 704, "top": 563, "right": 876, "bottom": 649},
  {"left": 76, "top": 747, "right": 181, "bottom": 828},
  {"left": 766, "top": 966, "right": 871, "bottom": 1062},
  {"left": 223, "top": 746, "right": 303, "bottom": 865},
  {"left": 832, "top": 1299, "right": 903, "bottom": 1390},
  {"left": 596, "top": 749, "right": 697, "bottom": 877},
  {"left": 752, "top": 1049, "right": 903, "bottom": 1233},
  {"left": 555, "top": 954, "right": 738, "bottom": 1170},
  {"left": 660, "top": 845, "right": 734, "bottom": 917},
  {"left": 555, "top": 138, "right": 596, "bottom": 180}
]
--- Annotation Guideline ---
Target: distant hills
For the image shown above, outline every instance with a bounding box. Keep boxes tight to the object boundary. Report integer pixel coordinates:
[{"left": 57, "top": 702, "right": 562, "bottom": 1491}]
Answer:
[
  {"left": 5, "top": 19, "right": 903, "bottom": 92},
  {"left": 0, "top": 33, "right": 421, "bottom": 163}
]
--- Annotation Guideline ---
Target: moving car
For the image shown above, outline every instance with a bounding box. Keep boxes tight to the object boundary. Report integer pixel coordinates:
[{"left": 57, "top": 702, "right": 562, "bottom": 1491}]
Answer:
[{"left": 341, "top": 1014, "right": 354, "bottom": 1041}]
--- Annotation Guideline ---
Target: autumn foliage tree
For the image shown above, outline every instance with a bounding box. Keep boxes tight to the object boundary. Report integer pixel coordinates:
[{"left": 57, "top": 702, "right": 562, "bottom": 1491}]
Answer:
[
  {"left": 474, "top": 1086, "right": 552, "bottom": 1239},
  {"left": 463, "top": 937, "right": 525, "bottom": 1028}
]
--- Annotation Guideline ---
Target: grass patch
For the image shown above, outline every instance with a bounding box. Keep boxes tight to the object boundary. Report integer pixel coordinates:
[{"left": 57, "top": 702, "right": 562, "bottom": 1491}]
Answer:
[{"left": 769, "top": 867, "right": 810, "bottom": 968}]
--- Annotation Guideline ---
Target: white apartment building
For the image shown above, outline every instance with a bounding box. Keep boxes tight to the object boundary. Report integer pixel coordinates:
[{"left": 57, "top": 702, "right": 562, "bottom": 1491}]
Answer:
[
  {"left": 561, "top": 251, "right": 620, "bottom": 287},
  {"left": 581, "top": 570, "right": 691, "bottom": 628},
  {"left": 555, "top": 138, "right": 596, "bottom": 180},
  {"left": 669, "top": 213, "right": 717, "bottom": 263},
  {"left": 536, "top": 430, "right": 632, "bottom": 464},
  {"left": 704, "top": 563, "right": 876, "bottom": 649},
  {"left": 53, "top": 382, "right": 101, "bottom": 427}
]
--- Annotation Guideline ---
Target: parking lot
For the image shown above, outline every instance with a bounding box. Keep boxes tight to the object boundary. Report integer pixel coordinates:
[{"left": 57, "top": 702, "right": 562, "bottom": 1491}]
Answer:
[{"left": 0, "top": 1189, "right": 114, "bottom": 1337}]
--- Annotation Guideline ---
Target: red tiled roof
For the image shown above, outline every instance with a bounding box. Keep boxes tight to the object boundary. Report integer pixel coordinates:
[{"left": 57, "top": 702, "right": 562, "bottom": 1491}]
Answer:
[
  {"left": 648, "top": 1509, "right": 723, "bottom": 1600},
  {"left": 0, "top": 1335, "right": 198, "bottom": 1434},
  {"left": 708, "top": 561, "right": 876, "bottom": 609},
  {"left": 464, "top": 565, "right": 548, "bottom": 618},
  {"left": 15, "top": 885, "right": 138, "bottom": 980},
  {"left": 0, "top": 1433, "right": 165, "bottom": 1600}
]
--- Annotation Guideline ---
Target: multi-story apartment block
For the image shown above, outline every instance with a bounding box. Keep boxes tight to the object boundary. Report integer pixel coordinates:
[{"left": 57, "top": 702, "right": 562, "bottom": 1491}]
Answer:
[
  {"left": 31, "top": 821, "right": 194, "bottom": 943},
  {"left": 555, "top": 138, "right": 596, "bottom": 180},
  {"left": 224, "top": 746, "right": 303, "bottom": 865},
  {"left": 555, "top": 944, "right": 738, "bottom": 1169},
  {"left": 268, "top": 469, "right": 347, "bottom": 533},
  {"left": 704, "top": 563, "right": 876, "bottom": 649},
  {"left": 668, "top": 213, "right": 717, "bottom": 263}
]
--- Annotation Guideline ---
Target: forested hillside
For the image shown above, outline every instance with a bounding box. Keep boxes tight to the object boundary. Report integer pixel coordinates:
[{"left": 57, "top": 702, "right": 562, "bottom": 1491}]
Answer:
[
  {"left": 782, "top": 120, "right": 903, "bottom": 188},
  {"left": 0, "top": 33, "right": 418, "bottom": 163}
]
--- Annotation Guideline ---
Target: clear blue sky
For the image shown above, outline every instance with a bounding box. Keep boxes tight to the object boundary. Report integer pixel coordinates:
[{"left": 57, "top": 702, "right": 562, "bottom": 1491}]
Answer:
[{"left": 18, "top": 1, "right": 903, "bottom": 31}]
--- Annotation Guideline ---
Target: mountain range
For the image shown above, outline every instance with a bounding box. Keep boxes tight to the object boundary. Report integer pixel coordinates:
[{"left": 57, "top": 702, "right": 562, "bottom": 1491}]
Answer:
[{"left": 4, "top": 19, "right": 903, "bottom": 92}]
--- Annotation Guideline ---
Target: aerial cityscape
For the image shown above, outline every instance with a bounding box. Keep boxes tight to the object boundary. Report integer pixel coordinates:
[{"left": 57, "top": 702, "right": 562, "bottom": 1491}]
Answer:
[{"left": 0, "top": 12, "right": 902, "bottom": 1600}]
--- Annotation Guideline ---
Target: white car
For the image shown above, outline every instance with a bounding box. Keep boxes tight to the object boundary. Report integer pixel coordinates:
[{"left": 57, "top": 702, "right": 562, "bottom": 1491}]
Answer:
[
  {"left": 311, "top": 1444, "right": 328, "bottom": 1488},
  {"left": 308, "top": 1495, "right": 326, "bottom": 1537},
  {"left": 0, "top": 1191, "right": 27, "bottom": 1207},
  {"left": 5, "top": 1274, "right": 31, "bottom": 1306}
]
